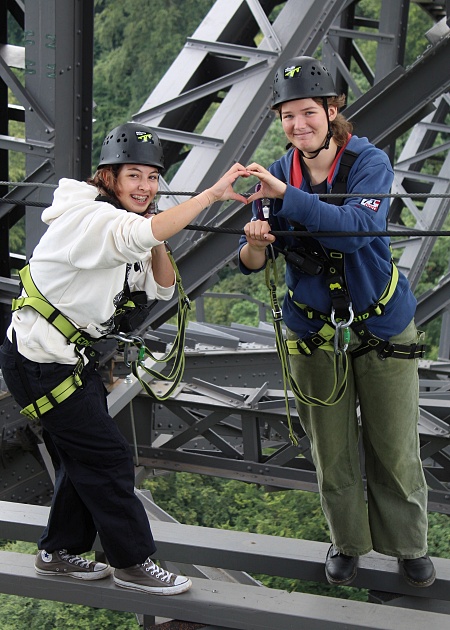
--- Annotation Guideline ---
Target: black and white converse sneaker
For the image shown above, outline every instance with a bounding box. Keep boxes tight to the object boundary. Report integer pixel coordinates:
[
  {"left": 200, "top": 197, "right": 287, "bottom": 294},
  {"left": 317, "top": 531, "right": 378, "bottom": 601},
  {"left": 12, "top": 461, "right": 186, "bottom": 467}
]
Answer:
[
  {"left": 35, "top": 549, "right": 112, "bottom": 580},
  {"left": 114, "top": 558, "right": 192, "bottom": 595}
]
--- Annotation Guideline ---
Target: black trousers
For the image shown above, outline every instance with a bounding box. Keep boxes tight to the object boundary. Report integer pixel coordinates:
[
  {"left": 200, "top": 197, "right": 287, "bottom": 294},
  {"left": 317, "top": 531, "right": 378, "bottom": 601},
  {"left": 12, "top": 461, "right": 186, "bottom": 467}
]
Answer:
[{"left": 0, "top": 337, "right": 156, "bottom": 568}]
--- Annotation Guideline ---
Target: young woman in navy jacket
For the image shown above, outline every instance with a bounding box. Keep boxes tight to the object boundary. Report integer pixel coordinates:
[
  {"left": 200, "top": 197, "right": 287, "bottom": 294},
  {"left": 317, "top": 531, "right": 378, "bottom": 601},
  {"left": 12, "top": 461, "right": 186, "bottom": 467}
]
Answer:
[{"left": 239, "top": 56, "right": 435, "bottom": 589}]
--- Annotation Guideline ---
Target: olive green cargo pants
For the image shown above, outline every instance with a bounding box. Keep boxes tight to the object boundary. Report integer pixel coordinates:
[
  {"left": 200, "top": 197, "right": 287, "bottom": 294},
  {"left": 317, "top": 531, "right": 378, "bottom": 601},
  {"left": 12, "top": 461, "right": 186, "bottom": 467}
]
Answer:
[{"left": 287, "top": 319, "right": 428, "bottom": 559}]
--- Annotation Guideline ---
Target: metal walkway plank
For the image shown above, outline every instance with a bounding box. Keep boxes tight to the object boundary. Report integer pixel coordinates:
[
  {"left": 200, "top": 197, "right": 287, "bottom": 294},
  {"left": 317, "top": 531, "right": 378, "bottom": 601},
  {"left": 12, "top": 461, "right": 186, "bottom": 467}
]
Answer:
[
  {"left": 1, "top": 501, "right": 450, "bottom": 603},
  {"left": 0, "top": 551, "right": 449, "bottom": 630}
]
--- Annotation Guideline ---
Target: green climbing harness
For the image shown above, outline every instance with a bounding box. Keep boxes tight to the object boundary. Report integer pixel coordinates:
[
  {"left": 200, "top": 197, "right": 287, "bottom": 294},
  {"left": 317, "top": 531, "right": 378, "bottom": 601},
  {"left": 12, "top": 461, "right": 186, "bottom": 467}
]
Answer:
[
  {"left": 11, "top": 246, "right": 191, "bottom": 419},
  {"left": 264, "top": 245, "right": 425, "bottom": 446},
  {"left": 259, "top": 148, "right": 425, "bottom": 445}
]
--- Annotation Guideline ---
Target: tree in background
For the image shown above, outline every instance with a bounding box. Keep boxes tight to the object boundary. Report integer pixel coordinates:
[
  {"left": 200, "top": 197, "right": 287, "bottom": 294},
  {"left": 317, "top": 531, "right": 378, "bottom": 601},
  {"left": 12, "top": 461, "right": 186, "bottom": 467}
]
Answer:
[{"left": 92, "top": 0, "right": 215, "bottom": 162}]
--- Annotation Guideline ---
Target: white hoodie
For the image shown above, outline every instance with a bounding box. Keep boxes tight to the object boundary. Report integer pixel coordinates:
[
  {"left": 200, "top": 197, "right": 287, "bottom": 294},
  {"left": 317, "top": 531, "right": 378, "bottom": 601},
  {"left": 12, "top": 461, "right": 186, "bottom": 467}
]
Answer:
[{"left": 8, "top": 178, "right": 175, "bottom": 364}]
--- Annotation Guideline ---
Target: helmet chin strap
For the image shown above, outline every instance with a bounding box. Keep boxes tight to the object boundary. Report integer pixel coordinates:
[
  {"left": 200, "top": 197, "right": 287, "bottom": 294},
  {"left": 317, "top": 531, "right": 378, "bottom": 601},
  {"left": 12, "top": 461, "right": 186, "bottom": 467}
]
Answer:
[
  {"left": 298, "top": 130, "right": 333, "bottom": 160},
  {"left": 298, "top": 96, "right": 333, "bottom": 160}
]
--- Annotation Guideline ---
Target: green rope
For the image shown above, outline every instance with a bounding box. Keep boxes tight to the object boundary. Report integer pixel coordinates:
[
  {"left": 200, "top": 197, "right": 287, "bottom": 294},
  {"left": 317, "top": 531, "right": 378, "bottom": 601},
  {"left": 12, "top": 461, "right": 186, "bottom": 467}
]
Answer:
[
  {"left": 130, "top": 249, "right": 190, "bottom": 401},
  {"left": 264, "top": 252, "right": 349, "bottom": 446}
]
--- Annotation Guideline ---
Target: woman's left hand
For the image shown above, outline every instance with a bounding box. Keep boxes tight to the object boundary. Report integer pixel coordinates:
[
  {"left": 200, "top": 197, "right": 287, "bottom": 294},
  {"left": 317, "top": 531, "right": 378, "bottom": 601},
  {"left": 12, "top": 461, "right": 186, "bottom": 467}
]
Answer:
[{"left": 245, "top": 163, "right": 287, "bottom": 202}]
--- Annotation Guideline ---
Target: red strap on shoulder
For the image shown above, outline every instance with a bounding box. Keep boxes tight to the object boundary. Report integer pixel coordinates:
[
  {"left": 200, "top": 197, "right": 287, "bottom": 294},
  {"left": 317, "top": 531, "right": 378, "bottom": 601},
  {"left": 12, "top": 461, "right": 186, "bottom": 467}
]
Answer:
[{"left": 290, "top": 149, "right": 303, "bottom": 188}]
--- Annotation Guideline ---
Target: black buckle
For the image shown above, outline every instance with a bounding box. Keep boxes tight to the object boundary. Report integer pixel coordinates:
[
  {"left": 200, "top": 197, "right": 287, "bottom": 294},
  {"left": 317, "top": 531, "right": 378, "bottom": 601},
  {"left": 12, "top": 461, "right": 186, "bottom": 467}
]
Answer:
[
  {"left": 272, "top": 308, "right": 283, "bottom": 321},
  {"left": 377, "top": 342, "right": 395, "bottom": 360}
]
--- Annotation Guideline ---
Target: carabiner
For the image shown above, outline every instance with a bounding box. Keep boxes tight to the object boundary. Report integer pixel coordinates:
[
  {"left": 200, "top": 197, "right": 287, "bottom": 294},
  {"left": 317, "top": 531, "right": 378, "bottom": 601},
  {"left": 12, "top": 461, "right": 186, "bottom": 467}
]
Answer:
[
  {"left": 333, "top": 321, "right": 343, "bottom": 355},
  {"left": 108, "top": 333, "right": 145, "bottom": 368},
  {"left": 134, "top": 336, "right": 146, "bottom": 365},
  {"left": 330, "top": 302, "right": 354, "bottom": 328},
  {"left": 331, "top": 303, "right": 354, "bottom": 355}
]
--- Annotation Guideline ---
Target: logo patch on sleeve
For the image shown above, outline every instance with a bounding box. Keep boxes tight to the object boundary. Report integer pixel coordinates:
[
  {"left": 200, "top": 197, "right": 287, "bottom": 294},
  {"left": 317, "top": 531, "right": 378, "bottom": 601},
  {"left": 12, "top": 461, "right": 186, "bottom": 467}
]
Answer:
[{"left": 361, "top": 198, "right": 381, "bottom": 212}]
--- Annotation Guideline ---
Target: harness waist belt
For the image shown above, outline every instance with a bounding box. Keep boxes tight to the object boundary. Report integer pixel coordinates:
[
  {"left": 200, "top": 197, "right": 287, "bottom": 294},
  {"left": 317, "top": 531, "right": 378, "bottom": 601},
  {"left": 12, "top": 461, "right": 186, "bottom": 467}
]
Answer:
[
  {"left": 286, "top": 324, "right": 425, "bottom": 360},
  {"left": 289, "top": 262, "right": 399, "bottom": 323}
]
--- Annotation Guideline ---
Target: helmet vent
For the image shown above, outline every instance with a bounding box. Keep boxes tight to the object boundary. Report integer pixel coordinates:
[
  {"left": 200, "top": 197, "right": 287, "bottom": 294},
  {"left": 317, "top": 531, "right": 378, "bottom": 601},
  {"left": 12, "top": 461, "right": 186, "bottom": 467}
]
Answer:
[
  {"left": 97, "top": 123, "right": 165, "bottom": 170},
  {"left": 271, "top": 56, "right": 337, "bottom": 108}
]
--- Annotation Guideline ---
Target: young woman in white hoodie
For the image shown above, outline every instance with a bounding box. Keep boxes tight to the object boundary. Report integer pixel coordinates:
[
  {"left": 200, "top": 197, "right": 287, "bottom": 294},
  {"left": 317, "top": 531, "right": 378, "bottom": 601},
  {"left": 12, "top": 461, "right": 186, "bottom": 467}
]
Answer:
[{"left": 0, "top": 123, "right": 249, "bottom": 595}]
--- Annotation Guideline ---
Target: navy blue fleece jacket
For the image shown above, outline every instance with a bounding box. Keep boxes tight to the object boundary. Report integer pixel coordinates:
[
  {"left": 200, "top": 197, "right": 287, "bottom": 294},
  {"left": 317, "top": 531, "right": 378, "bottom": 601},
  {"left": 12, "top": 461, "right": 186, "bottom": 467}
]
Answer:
[{"left": 239, "top": 135, "right": 417, "bottom": 340}]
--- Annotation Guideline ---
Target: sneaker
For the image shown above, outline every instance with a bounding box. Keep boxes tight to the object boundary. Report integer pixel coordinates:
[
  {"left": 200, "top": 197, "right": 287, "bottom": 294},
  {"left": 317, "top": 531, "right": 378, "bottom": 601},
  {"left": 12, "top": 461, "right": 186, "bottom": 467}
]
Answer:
[
  {"left": 114, "top": 558, "right": 192, "bottom": 595},
  {"left": 35, "top": 549, "right": 113, "bottom": 581},
  {"left": 399, "top": 555, "right": 436, "bottom": 587},
  {"left": 325, "top": 544, "right": 357, "bottom": 586}
]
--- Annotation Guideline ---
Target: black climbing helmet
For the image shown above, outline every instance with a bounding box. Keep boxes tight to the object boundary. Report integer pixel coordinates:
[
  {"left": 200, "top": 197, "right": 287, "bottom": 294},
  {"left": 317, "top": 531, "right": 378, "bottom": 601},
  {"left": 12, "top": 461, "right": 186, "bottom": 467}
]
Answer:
[
  {"left": 98, "top": 123, "right": 165, "bottom": 171},
  {"left": 272, "top": 56, "right": 337, "bottom": 108}
]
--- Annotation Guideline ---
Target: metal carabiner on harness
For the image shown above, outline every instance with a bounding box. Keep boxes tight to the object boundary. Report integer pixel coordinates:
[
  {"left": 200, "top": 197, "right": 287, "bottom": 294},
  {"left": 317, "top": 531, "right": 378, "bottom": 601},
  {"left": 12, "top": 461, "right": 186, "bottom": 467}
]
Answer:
[
  {"left": 108, "top": 332, "right": 146, "bottom": 367},
  {"left": 331, "top": 303, "right": 354, "bottom": 355}
]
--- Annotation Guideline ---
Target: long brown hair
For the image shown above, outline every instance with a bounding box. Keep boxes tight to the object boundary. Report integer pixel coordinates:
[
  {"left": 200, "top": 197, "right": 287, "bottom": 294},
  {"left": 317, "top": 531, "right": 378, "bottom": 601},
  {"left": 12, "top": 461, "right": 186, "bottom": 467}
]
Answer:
[
  {"left": 87, "top": 165, "right": 121, "bottom": 198},
  {"left": 324, "top": 95, "right": 353, "bottom": 147}
]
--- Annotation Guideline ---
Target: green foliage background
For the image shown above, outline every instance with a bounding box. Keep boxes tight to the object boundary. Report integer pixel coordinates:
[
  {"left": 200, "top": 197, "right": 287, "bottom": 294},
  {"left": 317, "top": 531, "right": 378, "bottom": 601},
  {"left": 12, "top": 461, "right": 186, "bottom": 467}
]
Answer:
[
  {"left": 91, "top": 0, "right": 216, "bottom": 164},
  {"left": 2, "top": 476, "right": 449, "bottom": 625}
]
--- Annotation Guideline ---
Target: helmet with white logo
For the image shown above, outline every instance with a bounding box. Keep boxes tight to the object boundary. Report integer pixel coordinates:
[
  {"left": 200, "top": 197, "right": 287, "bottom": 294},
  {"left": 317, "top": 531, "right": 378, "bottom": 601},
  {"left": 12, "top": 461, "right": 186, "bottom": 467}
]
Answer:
[
  {"left": 98, "top": 123, "right": 165, "bottom": 170},
  {"left": 272, "top": 56, "right": 337, "bottom": 108}
]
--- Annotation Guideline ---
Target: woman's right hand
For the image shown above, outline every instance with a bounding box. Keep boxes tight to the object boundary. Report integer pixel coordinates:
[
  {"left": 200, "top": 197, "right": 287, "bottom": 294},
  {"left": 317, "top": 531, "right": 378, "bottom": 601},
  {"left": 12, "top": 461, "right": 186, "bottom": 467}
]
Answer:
[{"left": 205, "top": 163, "right": 251, "bottom": 205}]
